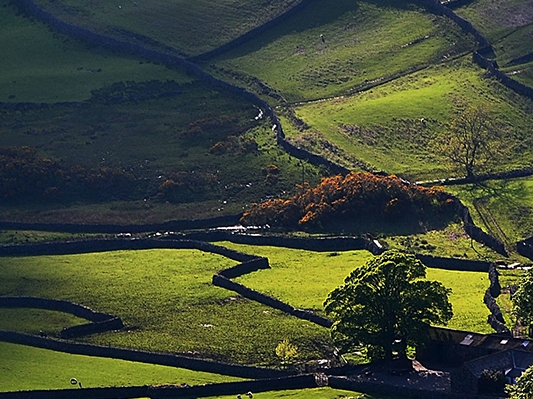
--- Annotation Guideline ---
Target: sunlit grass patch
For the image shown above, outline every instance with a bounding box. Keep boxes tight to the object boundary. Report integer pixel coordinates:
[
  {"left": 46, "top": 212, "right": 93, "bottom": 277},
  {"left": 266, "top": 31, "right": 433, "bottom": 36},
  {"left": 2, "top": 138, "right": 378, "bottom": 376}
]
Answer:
[
  {"left": 289, "top": 58, "right": 533, "bottom": 180},
  {"left": 0, "top": 249, "right": 330, "bottom": 365},
  {"left": 217, "top": 242, "right": 493, "bottom": 333},
  {"left": 0, "top": 341, "right": 242, "bottom": 392}
]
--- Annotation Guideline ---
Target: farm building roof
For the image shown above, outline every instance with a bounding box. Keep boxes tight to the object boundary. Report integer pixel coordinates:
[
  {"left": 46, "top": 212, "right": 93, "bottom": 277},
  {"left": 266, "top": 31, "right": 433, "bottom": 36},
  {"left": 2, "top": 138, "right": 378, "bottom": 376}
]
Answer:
[
  {"left": 429, "top": 327, "right": 533, "bottom": 353},
  {"left": 462, "top": 349, "right": 533, "bottom": 379}
]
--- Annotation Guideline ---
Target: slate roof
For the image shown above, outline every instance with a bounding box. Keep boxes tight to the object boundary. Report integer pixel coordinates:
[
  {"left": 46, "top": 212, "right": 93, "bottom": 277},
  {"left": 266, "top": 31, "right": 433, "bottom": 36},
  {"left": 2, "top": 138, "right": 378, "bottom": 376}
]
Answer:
[
  {"left": 463, "top": 349, "right": 533, "bottom": 379},
  {"left": 429, "top": 327, "right": 533, "bottom": 353}
]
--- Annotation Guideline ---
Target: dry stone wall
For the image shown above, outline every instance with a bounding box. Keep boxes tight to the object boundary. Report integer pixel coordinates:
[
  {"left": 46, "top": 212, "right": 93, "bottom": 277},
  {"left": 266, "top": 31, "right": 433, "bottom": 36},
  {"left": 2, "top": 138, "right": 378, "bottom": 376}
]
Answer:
[
  {"left": 0, "top": 296, "right": 124, "bottom": 338},
  {"left": 0, "top": 330, "right": 290, "bottom": 379}
]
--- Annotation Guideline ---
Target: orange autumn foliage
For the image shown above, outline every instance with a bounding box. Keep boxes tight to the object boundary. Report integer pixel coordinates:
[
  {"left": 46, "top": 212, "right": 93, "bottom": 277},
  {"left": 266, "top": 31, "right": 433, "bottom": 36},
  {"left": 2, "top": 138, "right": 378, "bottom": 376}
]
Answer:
[{"left": 240, "top": 172, "right": 454, "bottom": 228}]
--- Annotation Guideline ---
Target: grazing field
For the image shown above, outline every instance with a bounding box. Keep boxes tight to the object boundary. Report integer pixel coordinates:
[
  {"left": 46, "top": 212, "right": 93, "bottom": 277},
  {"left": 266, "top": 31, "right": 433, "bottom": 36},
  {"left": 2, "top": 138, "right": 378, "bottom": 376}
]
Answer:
[
  {"left": 0, "top": 341, "right": 242, "bottom": 392},
  {"left": 446, "top": 177, "right": 533, "bottom": 245},
  {"left": 383, "top": 223, "right": 506, "bottom": 261},
  {"left": 220, "top": 243, "right": 375, "bottom": 311},
  {"left": 0, "top": 249, "right": 331, "bottom": 365},
  {"left": 218, "top": 243, "right": 494, "bottom": 333},
  {"left": 32, "top": 0, "right": 301, "bottom": 56},
  {"left": 455, "top": 0, "right": 533, "bottom": 66},
  {"left": 0, "top": 0, "right": 189, "bottom": 103},
  {"left": 288, "top": 57, "right": 533, "bottom": 181},
  {"left": 206, "top": 388, "right": 393, "bottom": 399},
  {"left": 0, "top": 308, "right": 87, "bottom": 337},
  {"left": 211, "top": 0, "right": 475, "bottom": 102},
  {"left": 425, "top": 268, "right": 492, "bottom": 333},
  {"left": 501, "top": 61, "right": 533, "bottom": 89},
  {"left": 0, "top": 88, "right": 322, "bottom": 222}
]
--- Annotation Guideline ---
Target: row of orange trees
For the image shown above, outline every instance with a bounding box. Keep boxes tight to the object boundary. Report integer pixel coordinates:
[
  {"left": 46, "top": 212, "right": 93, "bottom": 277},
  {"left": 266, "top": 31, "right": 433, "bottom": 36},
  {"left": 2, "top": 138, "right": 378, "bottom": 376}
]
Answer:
[{"left": 240, "top": 172, "right": 455, "bottom": 228}]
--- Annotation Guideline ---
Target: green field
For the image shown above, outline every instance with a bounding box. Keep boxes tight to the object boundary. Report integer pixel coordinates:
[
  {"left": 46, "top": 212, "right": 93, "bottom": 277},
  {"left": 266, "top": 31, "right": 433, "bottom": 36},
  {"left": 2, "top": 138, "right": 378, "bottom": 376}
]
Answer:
[
  {"left": 0, "top": 0, "right": 189, "bottom": 103},
  {"left": 217, "top": 243, "right": 494, "bottom": 333},
  {"left": 32, "top": 0, "right": 301, "bottom": 56},
  {"left": 0, "top": 80, "right": 322, "bottom": 223},
  {"left": 455, "top": 0, "right": 533, "bottom": 65},
  {"left": 446, "top": 177, "right": 533, "bottom": 245},
  {"left": 206, "top": 388, "right": 392, "bottom": 399},
  {"left": 287, "top": 57, "right": 533, "bottom": 181},
  {"left": 502, "top": 61, "right": 533, "bottom": 89},
  {"left": 211, "top": 0, "right": 475, "bottom": 102},
  {"left": 0, "top": 341, "right": 241, "bottom": 392},
  {"left": 0, "top": 249, "right": 331, "bottom": 365},
  {"left": 0, "top": 308, "right": 87, "bottom": 337},
  {"left": 220, "top": 243, "right": 375, "bottom": 311},
  {"left": 383, "top": 222, "right": 508, "bottom": 261}
]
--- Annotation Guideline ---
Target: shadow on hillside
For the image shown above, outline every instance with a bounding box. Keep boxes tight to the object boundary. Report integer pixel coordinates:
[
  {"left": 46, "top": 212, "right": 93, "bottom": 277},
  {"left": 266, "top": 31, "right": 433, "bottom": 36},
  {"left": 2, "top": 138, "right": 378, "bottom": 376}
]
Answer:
[
  {"left": 216, "top": 0, "right": 416, "bottom": 60},
  {"left": 303, "top": 212, "right": 458, "bottom": 237}
]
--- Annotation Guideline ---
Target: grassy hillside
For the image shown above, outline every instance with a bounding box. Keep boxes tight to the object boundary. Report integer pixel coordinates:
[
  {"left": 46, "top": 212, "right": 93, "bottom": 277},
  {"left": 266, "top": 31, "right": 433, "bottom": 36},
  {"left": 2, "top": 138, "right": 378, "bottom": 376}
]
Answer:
[
  {"left": 0, "top": 0, "right": 324, "bottom": 223},
  {"left": 210, "top": 0, "right": 476, "bottom": 102},
  {"left": 31, "top": 0, "right": 301, "bottom": 56},
  {"left": 0, "top": 0, "right": 189, "bottom": 103},
  {"left": 455, "top": 0, "right": 533, "bottom": 65},
  {"left": 447, "top": 176, "right": 533, "bottom": 244},
  {"left": 287, "top": 57, "right": 533, "bottom": 180}
]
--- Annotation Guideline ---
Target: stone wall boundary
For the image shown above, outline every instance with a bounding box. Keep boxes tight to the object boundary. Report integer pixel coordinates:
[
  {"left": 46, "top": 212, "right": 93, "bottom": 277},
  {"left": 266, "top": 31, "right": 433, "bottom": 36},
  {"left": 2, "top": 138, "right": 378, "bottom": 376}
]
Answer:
[
  {"left": 415, "top": 254, "right": 491, "bottom": 272},
  {"left": 0, "top": 386, "right": 149, "bottom": 399},
  {"left": 328, "top": 376, "right": 504, "bottom": 399},
  {"left": 0, "top": 330, "right": 291, "bottom": 379},
  {"left": 0, "top": 375, "right": 318, "bottom": 399},
  {"left": 212, "top": 274, "right": 333, "bottom": 328},
  {"left": 188, "top": 0, "right": 313, "bottom": 62},
  {"left": 517, "top": 237, "right": 533, "bottom": 260},
  {"left": 5, "top": 0, "right": 517, "bottom": 257},
  {"left": 0, "top": 296, "right": 124, "bottom": 339},
  {"left": 0, "top": 214, "right": 242, "bottom": 234},
  {"left": 417, "top": 0, "right": 533, "bottom": 101},
  {"left": 9, "top": 0, "right": 351, "bottom": 180}
]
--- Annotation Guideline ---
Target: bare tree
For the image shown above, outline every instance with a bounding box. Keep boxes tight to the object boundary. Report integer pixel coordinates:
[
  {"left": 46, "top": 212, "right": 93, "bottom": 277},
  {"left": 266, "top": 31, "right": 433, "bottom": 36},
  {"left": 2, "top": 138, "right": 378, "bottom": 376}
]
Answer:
[{"left": 438, "top": 105, "right": 508, "bottom": 178}]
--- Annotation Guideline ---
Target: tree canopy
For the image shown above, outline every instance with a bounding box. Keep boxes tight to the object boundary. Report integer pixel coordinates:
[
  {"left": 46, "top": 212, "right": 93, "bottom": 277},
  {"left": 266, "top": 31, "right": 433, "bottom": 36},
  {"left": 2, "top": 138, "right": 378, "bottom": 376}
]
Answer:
[
  {"left": 512, "top": 268, "right": 533, "bottom": 328},
  {"left": 324, "top": 250, "right": 453, "bottom": 361},
  {"left": 506, "top": 364, "right": 533, "bottom": 399}
]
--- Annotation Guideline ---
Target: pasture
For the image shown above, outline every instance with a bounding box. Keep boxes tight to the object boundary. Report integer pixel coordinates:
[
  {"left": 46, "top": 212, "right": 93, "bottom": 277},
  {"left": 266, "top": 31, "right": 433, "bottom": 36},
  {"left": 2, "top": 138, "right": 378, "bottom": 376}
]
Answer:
[
  {"left": 502, "top": 61, "right": 533, "bottom": 88},
  {"left": 288, "top": 57, "right": 533, "bottom": 181},
  {"left": 211, "top": 0, "right": 475, "bottom": 102},
  {"left": 446, "top": 177, "right": 533, "bottom": 245},
  {"left": 0, "top": 341, "right": 242, "bottom": 392},
  {"left": 217, "top": 242, "right": 494, "bottom": 334},
  {"left": 455, "top": 0, "right": 533, "bottom": 65},
  {"left": 383, "top": 222, "right": 505, "bottom": 261},
  {"left": 31, "top": 0, "right": 301, "bottom": 56},
  {"left": 0, "top": 87, "right": 322, "bottom": 222},
  {"left": 0, "top": 0, "right": 188, "bottom": 103},
  {"left": 0, "top": 249, "right": 331, "bottom": 365},
  {"left": 206, "top": 389, "right": 392, "bottom": 399}
]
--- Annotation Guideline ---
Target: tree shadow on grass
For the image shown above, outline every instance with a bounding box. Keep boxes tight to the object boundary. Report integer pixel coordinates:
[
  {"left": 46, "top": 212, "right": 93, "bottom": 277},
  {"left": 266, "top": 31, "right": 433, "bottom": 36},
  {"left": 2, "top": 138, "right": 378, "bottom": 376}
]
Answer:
[{"left": 305, "top": 211, "right": 459, "bottom": 237}]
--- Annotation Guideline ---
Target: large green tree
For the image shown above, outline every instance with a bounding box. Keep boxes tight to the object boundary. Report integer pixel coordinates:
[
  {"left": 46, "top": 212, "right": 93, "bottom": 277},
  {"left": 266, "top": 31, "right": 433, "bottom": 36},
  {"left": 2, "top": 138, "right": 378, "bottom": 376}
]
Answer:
[
  {"left": 324, "top": 250, "right": 453, "bottom": 361},
  {"left": 512, "top": 269, "right": 533, "bottom": 329}
]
